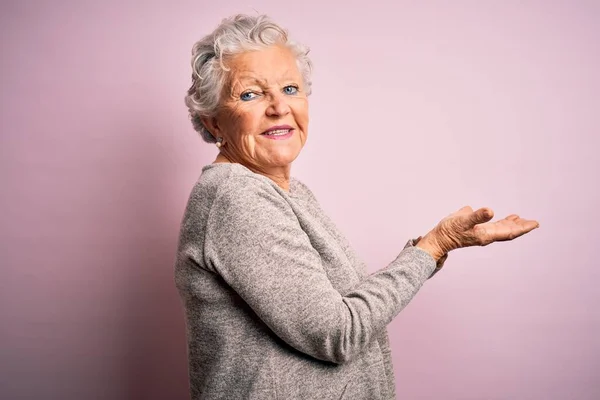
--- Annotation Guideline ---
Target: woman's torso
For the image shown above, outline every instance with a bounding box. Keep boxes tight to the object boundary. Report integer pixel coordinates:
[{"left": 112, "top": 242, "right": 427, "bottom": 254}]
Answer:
[{"left": 175, "top": 163, "right": 395, "bottom": 400}]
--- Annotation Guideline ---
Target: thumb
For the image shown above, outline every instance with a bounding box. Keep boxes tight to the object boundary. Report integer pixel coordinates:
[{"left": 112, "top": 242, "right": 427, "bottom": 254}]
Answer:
[{"left": 466, "top": 207, "right": 494, "bottom": 227}]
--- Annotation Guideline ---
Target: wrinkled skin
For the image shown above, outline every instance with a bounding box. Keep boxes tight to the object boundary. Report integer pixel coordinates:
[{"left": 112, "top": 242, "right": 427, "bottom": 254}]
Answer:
[
  {"left": 201, "top": 45, "right": 309, "bottom": 191},
  {"left": 417, "top": 206, "right": 540, "bottom": 261}
]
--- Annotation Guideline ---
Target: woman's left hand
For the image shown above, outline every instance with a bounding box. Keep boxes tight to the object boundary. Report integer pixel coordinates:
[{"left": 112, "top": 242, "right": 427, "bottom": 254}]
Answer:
[
  {"left": 418, "top": 206, "right": 540, "bottom": 260},
  {"left": 471, "top": 211, "right": 540, "bottom": 246}
]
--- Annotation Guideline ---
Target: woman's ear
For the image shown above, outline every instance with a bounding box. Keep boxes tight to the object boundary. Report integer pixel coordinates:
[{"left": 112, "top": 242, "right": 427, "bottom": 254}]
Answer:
[{"left": 201, "top": 116, "right": 221, "bottom": 138}]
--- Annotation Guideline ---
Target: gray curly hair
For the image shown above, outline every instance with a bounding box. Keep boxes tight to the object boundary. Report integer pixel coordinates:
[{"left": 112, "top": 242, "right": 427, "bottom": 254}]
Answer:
[{"left": 184, "top": 14, "right": 313, "bottom": 143}]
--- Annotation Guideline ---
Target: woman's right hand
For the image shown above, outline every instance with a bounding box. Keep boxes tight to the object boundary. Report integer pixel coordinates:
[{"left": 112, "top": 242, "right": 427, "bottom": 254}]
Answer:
[{"left": 416, "top": 206, "right": 540, "bottom": 261}]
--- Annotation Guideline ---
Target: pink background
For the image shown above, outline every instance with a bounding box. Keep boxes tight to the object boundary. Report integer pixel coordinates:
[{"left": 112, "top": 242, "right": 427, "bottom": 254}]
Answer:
[{"left": 1, "top": 1, "right": 598, "bottom": 399}]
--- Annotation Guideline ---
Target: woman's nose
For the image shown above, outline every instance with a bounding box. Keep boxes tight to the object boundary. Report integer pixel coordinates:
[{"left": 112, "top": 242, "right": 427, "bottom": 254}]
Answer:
[{"left": 266, "top": 93, "right": 291, "bottom": 117}]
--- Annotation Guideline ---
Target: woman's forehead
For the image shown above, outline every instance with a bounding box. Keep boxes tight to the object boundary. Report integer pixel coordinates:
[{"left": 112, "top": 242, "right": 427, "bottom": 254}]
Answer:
[
  {"left": 226, "top": 47, "right": 301, "bottom": 83},
  {"left": 230, "top": 69, "right": 299, "bottom": 85}
]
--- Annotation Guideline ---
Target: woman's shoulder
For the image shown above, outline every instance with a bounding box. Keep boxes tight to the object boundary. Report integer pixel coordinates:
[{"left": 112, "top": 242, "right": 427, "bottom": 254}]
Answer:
[
  {"left": 191, "top": 163, "right": 319, "bottom": 211},
  {"left": 289, "top": 177, "right": 319, "bottom": 204},
  {"left": 198, "top": 162, "right": 260, "bottom": 188},
  {"left": 194, "top": 163, "right": 284, "bottom": 205},
  {"left": 181, "top": 163, "right": 285, "bottom": 237}
]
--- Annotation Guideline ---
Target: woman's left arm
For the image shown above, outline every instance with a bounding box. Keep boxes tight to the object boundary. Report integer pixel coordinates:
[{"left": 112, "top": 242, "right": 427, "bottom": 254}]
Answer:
[
  {"left": 197, "top": 175, "right": 438, "bottom": 364},
  {"left": 407, "top": 237, "right": 447, "bottom": 278}
]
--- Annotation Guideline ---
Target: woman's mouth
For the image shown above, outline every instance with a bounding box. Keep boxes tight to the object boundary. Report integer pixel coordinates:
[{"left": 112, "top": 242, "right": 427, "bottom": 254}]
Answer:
[{"left": 261, "top": 128, "right": 294, "bottom": 140}]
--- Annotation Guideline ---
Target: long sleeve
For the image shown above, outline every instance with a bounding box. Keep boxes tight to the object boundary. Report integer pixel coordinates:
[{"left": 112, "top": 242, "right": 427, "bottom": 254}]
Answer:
[
  {"left": 407, "top": 236, "right": 448, "bottom": 279},
  {"left": 202, "top": 175, "right": 437, "bottom": 365}
]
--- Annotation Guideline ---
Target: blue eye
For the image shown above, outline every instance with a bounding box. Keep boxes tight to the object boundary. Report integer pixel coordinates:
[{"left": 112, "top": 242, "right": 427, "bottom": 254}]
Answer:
[
  {"left": 283, "top": 85, "right": 298, "bottom": 95},
  {"left": 240, "top": 91, "right": 258, "bottom": 101}
]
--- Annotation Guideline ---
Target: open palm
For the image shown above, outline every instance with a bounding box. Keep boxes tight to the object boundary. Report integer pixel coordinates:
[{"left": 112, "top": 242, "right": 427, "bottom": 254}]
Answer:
[
  {"left": 433, "top": 206, "right": 540, "bottom": 254},
  {"left": 473, "top": 213, "right": 539, "bottom": 245}
]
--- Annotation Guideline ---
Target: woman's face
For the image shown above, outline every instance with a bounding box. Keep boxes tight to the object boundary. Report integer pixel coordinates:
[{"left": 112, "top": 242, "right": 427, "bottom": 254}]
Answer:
[{"left": 203, "top": 45, "right": 309, "bottom": 176}]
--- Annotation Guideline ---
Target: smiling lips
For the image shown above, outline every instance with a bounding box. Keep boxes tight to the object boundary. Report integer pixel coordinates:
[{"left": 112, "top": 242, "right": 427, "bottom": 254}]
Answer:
[{"left": 261, "top": 125, "right": 294, "bottom": 140}]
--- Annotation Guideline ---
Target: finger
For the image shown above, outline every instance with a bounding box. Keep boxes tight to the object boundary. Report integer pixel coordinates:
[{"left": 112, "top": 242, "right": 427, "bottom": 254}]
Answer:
[
  {"left": 448, "top": 206, "right": 473, "bottom": 218},
  {"left": 506, "top": 214, "right": 520, "bottom": 221},
  {"left": 458, "top": 205, "right": 473, "bottom": 213},
  {"left": 465, "top": 207, "right": 494, "bottom": 228},
  {"left": 524, "top": 219, "right": 540, "bottom": 230},
  {"left": 513, "top": 217, "right": 540, "bottom": 229},
  {"left": 503, "top": 219, "right": 540, "bottom": 241}
]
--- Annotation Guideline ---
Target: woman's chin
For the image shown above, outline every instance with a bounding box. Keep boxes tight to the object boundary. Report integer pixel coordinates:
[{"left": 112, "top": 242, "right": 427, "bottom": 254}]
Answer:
[
  {"left": 260, "top": 155, "right": 299, "bottom": 170},
  {"left": 259, "top": 147, "right": 301, "bottom": 168}
]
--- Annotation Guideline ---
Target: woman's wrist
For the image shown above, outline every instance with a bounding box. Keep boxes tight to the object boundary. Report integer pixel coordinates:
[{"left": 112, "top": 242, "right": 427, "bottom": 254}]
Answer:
[{"left": 415, "top": 234, "right": 446, "bottom": 261}]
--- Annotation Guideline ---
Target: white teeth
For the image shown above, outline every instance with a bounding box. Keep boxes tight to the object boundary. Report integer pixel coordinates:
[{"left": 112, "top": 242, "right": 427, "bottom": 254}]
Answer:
[{"left": 264, "top": 129, "right": 291, "bottom": 136}]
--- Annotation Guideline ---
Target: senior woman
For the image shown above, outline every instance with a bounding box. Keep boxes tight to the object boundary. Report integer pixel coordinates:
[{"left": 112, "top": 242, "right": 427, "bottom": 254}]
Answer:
[{"left": 175, "top": 14, "right": 539, "bottom": 400}]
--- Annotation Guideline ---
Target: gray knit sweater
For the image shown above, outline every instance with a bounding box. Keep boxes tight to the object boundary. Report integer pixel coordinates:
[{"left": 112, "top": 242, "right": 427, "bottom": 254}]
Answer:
[{"left": 175, "top": 163, "right": 438, "bottom": 400}]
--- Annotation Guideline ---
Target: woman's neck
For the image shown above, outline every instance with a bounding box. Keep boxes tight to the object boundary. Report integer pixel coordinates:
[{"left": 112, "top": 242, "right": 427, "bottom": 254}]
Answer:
[{"left": 213, "top": 154, "right": 291, "bottom": 191}]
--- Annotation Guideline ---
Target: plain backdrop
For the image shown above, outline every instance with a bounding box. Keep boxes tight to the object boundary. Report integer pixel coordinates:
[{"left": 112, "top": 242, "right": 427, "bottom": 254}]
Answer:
[{"left": 1, "top": 1, "right": 598, "bottom": 399}]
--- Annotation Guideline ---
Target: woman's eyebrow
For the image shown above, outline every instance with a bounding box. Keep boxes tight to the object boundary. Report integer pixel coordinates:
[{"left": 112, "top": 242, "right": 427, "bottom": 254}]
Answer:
[{"left": 235, "top": 74, "right": 268, "bottom": 86}]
